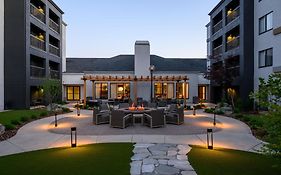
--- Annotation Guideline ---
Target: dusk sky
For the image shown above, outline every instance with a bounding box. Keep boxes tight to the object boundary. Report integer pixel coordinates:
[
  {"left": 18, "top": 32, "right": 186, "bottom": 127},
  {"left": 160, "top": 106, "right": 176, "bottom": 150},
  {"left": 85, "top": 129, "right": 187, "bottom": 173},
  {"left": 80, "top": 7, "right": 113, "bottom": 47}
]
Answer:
[{"left": 54, "top": 0, "right": 220, "bottom": 58}]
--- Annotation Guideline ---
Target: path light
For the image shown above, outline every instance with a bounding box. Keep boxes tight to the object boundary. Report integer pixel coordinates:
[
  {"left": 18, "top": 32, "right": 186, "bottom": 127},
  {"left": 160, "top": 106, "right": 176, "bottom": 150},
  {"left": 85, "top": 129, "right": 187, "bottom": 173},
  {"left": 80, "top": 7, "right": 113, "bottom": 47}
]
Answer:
[
  {"left": 71, "top": 127, "right": 77, "bottom": 147},
  {"left": 213, "top": 105, "right": 217, "bottom": 126},
  {"left": 54, "top": 113, "right": 58, "bottom": 127},
  {"left": 207, "top": 128, "right": 214, "bottom": 149},
  {"left": 77, "top": 102, "right": 80, "bottom": 116},
  {"left": 193, "top": 106, "right": 196, "bottom": 116}
]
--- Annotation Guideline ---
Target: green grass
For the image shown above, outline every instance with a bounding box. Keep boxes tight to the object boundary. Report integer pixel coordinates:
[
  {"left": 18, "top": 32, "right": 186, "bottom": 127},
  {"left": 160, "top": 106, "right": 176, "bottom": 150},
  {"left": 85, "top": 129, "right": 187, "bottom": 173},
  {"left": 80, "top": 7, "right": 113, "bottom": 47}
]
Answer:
[
  {"left": 0, "top": 109, "right": 48, "bottom": 128},
  {"left": 0, "top": 143, "right": 133, "bottom": 175},
  {"left": 188, "top": 146, "right": 281, "bottom": 175}
]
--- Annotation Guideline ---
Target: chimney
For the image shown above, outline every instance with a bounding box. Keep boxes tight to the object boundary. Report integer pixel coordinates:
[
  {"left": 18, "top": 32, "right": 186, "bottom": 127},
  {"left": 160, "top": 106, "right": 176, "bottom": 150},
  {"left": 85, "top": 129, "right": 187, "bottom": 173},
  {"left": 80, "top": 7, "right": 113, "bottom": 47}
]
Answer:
[{"left": 134, "top": 41, "right": 150, "bottom": 76}]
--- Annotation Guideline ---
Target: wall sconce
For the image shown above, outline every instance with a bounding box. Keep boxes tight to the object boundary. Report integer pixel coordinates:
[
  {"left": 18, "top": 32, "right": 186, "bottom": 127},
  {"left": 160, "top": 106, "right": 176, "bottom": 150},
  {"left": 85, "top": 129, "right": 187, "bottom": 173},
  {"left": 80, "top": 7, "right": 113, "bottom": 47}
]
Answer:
[
  {"left": 54, "top": 113, "right": 58, "bottom": 127},
  {"left": 213, "top": 105, "right": 217, "bottom": 126},
  {"left": 207, "top": 128, "right": 214, "bottom": 149},
  {"left": 71, "top": 127, "right": 77, "bottom": 148}
]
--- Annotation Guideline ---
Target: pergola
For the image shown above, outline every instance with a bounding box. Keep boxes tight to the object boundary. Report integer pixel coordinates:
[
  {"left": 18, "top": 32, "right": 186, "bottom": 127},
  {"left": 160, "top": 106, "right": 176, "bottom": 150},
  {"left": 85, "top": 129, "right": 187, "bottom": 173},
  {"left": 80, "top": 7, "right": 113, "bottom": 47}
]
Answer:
[{"left": 81, "top": 75, "right": 189, "bottom": 106}]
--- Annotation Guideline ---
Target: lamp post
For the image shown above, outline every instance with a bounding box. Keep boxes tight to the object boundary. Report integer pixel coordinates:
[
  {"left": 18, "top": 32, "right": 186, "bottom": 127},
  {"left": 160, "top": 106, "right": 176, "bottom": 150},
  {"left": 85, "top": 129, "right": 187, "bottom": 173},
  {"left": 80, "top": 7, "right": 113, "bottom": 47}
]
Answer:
[
  {"left": 54, "top": 113, "right": 58, "bottom": 127},
  {"left": 207, "top": 128, "right": 214, "bottom": 149},
  {"left": 71, "top": 127, "right": 77, "bottom": 147},
  {"left": 149, "top": 65, "right": 155, "bottom": 103},
  {"left": 213, "top": 105, "right": 217, "bottom": 126}
]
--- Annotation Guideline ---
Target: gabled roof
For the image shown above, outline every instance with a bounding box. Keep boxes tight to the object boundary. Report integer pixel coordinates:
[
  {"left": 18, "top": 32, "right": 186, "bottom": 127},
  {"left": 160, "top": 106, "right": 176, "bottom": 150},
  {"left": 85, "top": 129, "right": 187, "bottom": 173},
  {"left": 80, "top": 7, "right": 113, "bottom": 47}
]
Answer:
[{"left": 66, "top": 55, "right": 207, "bottom": 73}]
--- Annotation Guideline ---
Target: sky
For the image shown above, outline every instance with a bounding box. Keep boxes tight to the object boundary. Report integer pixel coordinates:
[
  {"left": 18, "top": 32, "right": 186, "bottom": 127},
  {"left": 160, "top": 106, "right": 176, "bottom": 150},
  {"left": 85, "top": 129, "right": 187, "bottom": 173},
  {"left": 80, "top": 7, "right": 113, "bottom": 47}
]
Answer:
[{"left": 53, "top": 0, "right": 220, "bottom": 58}]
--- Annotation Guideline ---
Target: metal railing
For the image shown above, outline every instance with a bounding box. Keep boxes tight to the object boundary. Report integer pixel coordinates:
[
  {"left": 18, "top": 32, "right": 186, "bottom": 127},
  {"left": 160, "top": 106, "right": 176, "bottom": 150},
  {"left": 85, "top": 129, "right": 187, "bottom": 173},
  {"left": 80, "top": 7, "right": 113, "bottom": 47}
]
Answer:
[
  {"left": 213, "top": 45, "right": 223, "bottom": 57},
  {"left": 227, "top": 66, "right": 240, "bottom": 77},
  {"left": 212, "top": 20, "right": 223, "bottom": 34},
  {"left": 30, "top": 65, "right": 45, "bottom": 78},
  {"left": 226, "top": 6, "right": 240, "bottom": 24},
  {"left": 49, "top": 18, "right": 60, "bottom": 33},
  {"left": 30, "top": 4, "right": 46, "bottom": 23},
  {"left": 50, "top": 70, "right": 60, "bottom": 79},
  {"left": 49, "top": 44, "right": 60, "bottom": 57},
  {"left": 226, "top": 36, "right": 240, "bottom": 51},
  {"left": 30, "top": 35, "right": 45, "bottom": 51}
]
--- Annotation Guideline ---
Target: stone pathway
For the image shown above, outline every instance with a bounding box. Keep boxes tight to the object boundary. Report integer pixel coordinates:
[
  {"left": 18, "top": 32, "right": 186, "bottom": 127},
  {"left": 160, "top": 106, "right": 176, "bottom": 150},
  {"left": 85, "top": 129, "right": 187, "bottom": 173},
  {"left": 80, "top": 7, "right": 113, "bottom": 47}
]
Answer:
[{"left": 131, "top": 143, "right": 197, "bottom": 175}]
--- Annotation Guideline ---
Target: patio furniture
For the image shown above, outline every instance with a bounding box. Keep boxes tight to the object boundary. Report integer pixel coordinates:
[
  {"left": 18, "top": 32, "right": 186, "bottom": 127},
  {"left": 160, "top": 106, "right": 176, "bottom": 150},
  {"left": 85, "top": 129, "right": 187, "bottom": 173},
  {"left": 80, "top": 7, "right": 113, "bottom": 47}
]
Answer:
[
  {"left": 165, "top": 106, "right": 184, "bottom": 125},
  {"left": 119, "top": 103, "right": 130, "bottom": 109},
  {"left": 148, "top": 102, "right": 157, "bottom": 108},
  {"left": 110, "top": 110, "right": 133, "bottom": 129},
  {"left": 93, "top": 108, "right": 110, "bottom": 125},
  {"left": 166, "top": 104, "right": 178, "bottom": 113},
  {"left": 143, "top": 109, "right": 165, "bottom": 128},
  {"left": 99, "top": 103, "right": 111, "bottom": 113},
  {"left": 157, "top": 100, "right": 167, "bottom": 107}
]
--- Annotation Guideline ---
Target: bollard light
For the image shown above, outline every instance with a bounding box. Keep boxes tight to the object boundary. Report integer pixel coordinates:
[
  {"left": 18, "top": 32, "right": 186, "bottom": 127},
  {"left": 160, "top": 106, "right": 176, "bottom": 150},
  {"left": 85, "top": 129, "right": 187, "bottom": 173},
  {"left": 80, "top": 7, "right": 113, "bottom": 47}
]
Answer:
[
  {"left": 207, "top": 128, "right": 214, "bottom": 149},
  {"left": 213, "top": 106, "right": 217, "bottom": 126},
  {"left": 54, "top": 113, "right": 58, "bottom": 127},
  {"left": 193, "top": 106, "right": 196, "bottom": 116},
  {"left": 71, "top": 127, "right": 77, "bottom": 147},
  {"left": 77, "top": 102, "right": 81, "bottom": 116}
]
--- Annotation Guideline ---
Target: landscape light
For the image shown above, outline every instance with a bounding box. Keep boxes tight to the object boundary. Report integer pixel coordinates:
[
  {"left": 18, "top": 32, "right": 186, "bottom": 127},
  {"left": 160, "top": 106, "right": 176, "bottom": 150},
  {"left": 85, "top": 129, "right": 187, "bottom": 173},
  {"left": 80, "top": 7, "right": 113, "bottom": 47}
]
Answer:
[
  {"left": 207, "top": 128, "right": 214, "bottom": 149},
  {"left": 71, "top": 127, "right": 77, "bottom": 147}
]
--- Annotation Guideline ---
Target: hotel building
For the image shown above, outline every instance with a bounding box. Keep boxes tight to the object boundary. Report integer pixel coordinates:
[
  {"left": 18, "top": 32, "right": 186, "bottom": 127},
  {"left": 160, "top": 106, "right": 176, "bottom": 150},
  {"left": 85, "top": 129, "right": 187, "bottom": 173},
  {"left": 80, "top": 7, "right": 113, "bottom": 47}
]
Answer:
[{"left": 62, "top": 41, "right": 209, "bottom": 105}]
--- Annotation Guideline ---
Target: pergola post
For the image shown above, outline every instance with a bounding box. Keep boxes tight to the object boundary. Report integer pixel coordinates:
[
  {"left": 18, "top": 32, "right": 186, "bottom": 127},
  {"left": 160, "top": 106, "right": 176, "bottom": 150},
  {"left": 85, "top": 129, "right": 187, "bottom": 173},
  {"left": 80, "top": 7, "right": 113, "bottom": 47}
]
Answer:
[
  {"left": 83, "top": 79, "right": 87, "bottom": 107},
  {"left": 92, "top": 81, "right": 95, "bottom": 99},
  {"left": 133, "top": 77, "right": 138, "bottom": 104},
  {"left": 183, "top": 78, "right": 187, "bottom": 108}
]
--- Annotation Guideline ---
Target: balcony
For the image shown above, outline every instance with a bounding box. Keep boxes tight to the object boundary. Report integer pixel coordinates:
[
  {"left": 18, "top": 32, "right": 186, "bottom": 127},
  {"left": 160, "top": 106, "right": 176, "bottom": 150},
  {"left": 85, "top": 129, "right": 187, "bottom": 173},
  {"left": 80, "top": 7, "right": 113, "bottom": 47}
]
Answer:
[
  {"left": 49, "top": 44, "right": 60, "bottom": 57},
  {"left": 226, "top": 36, "right": 240, "bottom": 51},
  {"left": 30, "top": 4, "right": 45, "bottom": 23},
  {"left": 30, "top": 34, "right": 45, "bottom": 51},
  {"left": 213, "top": 20, "right": 223, "bottom": 34},
  {"left": 49, "top": 19, "right": 60, "bottom": 33},
  {"left": 227, "top": 66, "right": 240, "bottom": 77},
  {"left": 30, "top": 65, "right": 45, "bottom": 78},
  {"left": 213, "top": 45, "right": 223, "bottom": 58},
  {"left": 50, "top": 69, "right": 60, "bottom": 79},
  {"left": 226, "top": 6, "right": 240, "bottom": 25}
]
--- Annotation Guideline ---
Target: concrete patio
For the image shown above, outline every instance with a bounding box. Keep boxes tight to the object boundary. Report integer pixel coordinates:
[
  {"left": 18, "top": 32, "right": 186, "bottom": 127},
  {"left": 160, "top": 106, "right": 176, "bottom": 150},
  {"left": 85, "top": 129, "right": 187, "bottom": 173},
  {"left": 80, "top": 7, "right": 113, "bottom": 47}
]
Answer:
[{"left": 0, "top": 109, "right": 265, "bottom": 157}]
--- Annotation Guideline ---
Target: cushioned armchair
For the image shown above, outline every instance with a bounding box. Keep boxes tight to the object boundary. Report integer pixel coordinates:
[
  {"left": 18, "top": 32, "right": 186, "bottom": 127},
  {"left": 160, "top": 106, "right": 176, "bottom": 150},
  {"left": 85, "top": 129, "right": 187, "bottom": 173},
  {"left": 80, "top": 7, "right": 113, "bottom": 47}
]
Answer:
[
  {"left": 93, "top": 108, "right": 110, "bottom": 125},
  {"left": 143, "top": 109, "right": 165, "bottom": 128},
  {"left": 110, "top": 110, "right": 132, "bottom": 129},
  {"left": 165, "top": 106, "right": 184, "bottom": 125}
]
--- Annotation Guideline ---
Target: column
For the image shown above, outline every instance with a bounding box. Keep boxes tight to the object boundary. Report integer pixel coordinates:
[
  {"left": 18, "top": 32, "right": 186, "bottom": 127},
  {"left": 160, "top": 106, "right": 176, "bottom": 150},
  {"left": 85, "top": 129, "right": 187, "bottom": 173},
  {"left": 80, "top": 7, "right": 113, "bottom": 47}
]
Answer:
[
  {"left": 92, "top": 81, "right": 95, "bottom": 99},
  {"left": 134, "top": 79, "right": 138, "bottom": 104},
  {"left": 83, "top": 79, "right": 87, "bottom": 106},
  {"left": 184, "top": 80, "right": 187, "bottom": 107}
]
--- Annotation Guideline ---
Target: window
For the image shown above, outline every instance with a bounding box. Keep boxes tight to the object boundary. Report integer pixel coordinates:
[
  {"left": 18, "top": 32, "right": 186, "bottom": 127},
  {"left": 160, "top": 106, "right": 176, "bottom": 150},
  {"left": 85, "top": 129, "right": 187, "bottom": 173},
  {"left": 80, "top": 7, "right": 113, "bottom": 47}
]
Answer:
[
  {"left": 67, "top": 86, "right": 80, "bottom": 101},
  {"left": 95, "top": 83, "right": 108, "bottom": 99},
  {"left": 198, "top": 86, "right": 207, "bottom": 100},
  {"left": 259, "top": 48, "right": 273, "bottom": 68},
  {"left": 259, "top": 12, "right": 273, "bottom": 34},
  {"left": 110, "top": 83, "right": 130, "bottom": 99},
  {"left": 176, "top": 83, "right": 189, "bottom": 99},
  {"left": 154, "top": 83, "right": 174, "bottom": 99}
]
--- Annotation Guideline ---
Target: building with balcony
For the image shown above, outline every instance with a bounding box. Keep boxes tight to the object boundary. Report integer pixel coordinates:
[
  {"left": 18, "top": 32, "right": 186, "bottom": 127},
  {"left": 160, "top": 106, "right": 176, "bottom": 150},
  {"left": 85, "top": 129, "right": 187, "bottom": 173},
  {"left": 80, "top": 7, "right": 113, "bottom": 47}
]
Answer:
[
  {"left": 207, "top": 0, "right": 254, "bottom": 105},
  {"left": 254, "top": 0, "right": 281, "bottom": 91},
  {"left": 62, "top": 41, "right": 209, "bottom": 105},
  {"left": 3, "top": 0, "right": 64, "bottom": 109}
]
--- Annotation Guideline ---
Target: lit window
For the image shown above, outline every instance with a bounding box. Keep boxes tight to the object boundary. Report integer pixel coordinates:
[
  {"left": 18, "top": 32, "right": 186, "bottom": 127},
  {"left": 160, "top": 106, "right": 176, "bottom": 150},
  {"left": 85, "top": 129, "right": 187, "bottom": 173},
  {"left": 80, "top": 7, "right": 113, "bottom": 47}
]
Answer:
[
  {"left": 67, "top": 86, "right": 80, "bottom": 101},
  {"left": 198, "top": 86, "right": 207, "bottom": 100}
]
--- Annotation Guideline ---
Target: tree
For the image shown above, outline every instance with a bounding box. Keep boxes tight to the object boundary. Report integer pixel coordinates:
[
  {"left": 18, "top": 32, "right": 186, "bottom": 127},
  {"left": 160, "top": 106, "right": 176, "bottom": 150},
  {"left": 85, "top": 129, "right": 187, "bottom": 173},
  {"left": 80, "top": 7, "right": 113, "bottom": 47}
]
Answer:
[
  {"left": 250, "top": 73, "right": 281, "bottom": 112},
  {"left": 42, "top": 78, "right": 61, "bottom": 111}
]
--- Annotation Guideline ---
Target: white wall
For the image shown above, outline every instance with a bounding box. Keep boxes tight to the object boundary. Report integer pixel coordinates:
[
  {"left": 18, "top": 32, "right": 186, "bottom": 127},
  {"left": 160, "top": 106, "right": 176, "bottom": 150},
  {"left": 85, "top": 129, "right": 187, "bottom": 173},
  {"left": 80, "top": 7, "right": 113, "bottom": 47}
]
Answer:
[
  {"left": 254, "top": 0, "right": 281, "bottom": 91},
  {"left": 61, "top": 22, "right": 67, "bottom": 73},
  {"left": 0, "top": 0, "right": 4, "bottom": 110}
]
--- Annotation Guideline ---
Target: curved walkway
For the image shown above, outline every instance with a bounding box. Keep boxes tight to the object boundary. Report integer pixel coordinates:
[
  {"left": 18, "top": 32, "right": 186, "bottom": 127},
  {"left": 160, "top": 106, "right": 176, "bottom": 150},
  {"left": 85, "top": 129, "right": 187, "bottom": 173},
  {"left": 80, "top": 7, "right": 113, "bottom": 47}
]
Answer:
[{"left": 0, "top": 109, "right": 265, "bottom": 157}]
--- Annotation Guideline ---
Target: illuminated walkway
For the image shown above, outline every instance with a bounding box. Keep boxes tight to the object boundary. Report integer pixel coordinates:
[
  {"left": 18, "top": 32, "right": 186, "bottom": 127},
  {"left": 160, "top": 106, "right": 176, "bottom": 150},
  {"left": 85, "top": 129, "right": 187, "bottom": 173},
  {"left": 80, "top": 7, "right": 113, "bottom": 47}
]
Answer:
[{"left": 0, "top": 109, "right": 265, "bottom": 157}]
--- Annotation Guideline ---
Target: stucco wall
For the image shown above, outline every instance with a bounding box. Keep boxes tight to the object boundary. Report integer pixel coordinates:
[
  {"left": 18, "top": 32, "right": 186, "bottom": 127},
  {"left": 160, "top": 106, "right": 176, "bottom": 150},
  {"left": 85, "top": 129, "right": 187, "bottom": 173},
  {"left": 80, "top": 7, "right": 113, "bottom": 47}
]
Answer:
[
  {"left": 254, "top": 0, "right": 281, "bottom": 91},
  {"left": 0, "top": 0, "right": 4, "bottom": 110}
]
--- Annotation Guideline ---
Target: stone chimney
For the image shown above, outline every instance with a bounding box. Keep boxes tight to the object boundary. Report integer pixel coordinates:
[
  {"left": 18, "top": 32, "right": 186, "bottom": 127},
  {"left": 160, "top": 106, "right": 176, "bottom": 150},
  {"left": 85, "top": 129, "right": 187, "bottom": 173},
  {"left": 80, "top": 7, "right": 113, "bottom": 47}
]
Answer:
[{"left": 134, "top": 41, "right": 150, "bottom": 77}]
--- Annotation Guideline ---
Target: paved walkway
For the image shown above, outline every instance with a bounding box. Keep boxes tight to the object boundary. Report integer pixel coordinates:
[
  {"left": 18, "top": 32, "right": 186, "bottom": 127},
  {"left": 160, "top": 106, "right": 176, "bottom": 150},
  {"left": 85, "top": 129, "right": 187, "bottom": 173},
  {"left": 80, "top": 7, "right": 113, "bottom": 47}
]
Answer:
[{"left": 0, "top": 109, "right": 265, "bottom": 157}]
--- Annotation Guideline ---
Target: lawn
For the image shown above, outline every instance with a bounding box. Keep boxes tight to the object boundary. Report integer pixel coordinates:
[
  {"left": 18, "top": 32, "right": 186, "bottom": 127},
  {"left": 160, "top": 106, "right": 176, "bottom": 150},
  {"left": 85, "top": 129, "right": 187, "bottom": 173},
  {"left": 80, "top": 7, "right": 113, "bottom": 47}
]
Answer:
[
  {"left": 0, "top": 143, "right": 133, "bottom": 175},
  {"left": 188, "top": 146, "right": 281, "bottom": 175}
]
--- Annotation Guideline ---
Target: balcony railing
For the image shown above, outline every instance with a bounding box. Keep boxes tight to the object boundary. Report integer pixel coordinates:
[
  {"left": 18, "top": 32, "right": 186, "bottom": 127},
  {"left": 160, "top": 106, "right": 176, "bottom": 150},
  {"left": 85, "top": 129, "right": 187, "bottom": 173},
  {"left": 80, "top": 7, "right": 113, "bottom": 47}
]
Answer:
[
  {"left": 30, "top": 65, "right": 45, "bottom": 78},
  {"left": 226, "top": 6, "right": 240, "bottom": 24},
  {"left": 50, "top": 69, "right": 60, "bottom": 79},
  {"left": 30, "top": 35, "right": 46, "bottom": 51},
  {"left": 30, "top": 4, "right": 46, "bottom": 23},
  {"left": 227, "top": 66, "right": 240, "bottom": 77},
  {"left": 226, "top": 36, "right": 240, "bottom": 51},
  {"left": 49, "top": 19, "right": 60, "bottom": 33},
  {"left": 49, "top": 44, "right": 60, "bottom": 57},
  {"left": 213, "top": 45, "right": 223, "bottom": 57},
  {"left": 212, "top": 20, "right": 223, "bottom": 34}
]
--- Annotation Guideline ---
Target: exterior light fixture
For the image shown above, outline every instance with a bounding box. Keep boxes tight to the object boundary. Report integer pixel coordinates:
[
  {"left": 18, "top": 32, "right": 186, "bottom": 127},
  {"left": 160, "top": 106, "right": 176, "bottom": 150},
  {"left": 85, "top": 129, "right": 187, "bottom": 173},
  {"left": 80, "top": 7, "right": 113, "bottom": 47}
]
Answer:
[
  {"left": 77, "top": 102, "right": 80, "bottom": 116},
  {"left": 71, "top": 127, "right": 77, "bottom": 147},
  {"left": 54, "top": 113, "right": 58, "bottom": 127},
  {"left": 207, "top": 128, "right": 214, "bottom": 149},
  {"left": 193, "top": 106, "right": 196, "bottom": 116},
  {"left": 213, "top": 105, "right": 217, "bottom": 126},
  {"left": 149, "top": 65, "right": 156, "bottom": 103}
]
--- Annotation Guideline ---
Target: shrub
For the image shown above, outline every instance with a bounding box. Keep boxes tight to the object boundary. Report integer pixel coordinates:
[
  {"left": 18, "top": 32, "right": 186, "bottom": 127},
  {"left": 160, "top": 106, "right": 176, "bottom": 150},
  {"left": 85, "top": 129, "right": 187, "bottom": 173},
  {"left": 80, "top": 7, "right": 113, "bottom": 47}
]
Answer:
[
  {"left": 11, "top": 120, "right": 21, "bottom": 125},
  {"left": 204, "top": 108, "right": 215, "bottom": 114},
  {"left": 40, "top": 111, "right": 48, "bottom": 117},
  {"left": 31, "top": 115, "right": 38, "bottom": 119},
  {"left": 62, "top": 107, "right": 71, "bottom": 113},
  {"left": 20, "top": 116, "right": 29, "bottom": 122},
  {"left": 215, "top": 110, "right": 225, "bottom": 115},
  {"left": 4, "top": 124, "right": 16, "bottom": 130}
]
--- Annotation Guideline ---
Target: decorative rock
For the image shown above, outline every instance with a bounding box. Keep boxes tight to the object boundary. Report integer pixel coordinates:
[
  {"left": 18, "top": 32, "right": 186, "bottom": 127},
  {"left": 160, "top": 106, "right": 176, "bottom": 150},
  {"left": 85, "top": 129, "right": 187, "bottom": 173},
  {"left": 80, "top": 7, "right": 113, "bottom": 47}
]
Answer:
[
  {"left": 148, "top": 145, "right": 170, "bottom": 152},
  {"left": 167, "top": 150, "right": 178, "bottom": 156},
  {"left": 168, "top": 159, "right": 188, "bottom": 166},
  {"left": 133, "top": 148, "right": 150, "bottom": 154},
  {"left": 131, "top": 153, "right": 151, "bottom": 161},
  {"left": 143, "top": 158, "right": 158, "bottom": 165},
  {"left": 155, "top": 165, "right": 180, "bottom": 175},
  {"left": 174, "top": 164, "right": 194, "bottom": 171},
  {"left": 177, "top": 155, "right": 188, "bottom": 161},
  {"left": 151, "top": 150, "right": 166, "bottom": 156},
  {"left": 130, "top": 161, "right": 142, "bottom": 175},
  {"left": 158, "top": 159, "right": 168, "bottom": 165},
  {"left": 142, "top": 164, "right": 155, "bottom": 173},
  {"left": 181, "top": 171, "right": 197, "bottom": 175}
]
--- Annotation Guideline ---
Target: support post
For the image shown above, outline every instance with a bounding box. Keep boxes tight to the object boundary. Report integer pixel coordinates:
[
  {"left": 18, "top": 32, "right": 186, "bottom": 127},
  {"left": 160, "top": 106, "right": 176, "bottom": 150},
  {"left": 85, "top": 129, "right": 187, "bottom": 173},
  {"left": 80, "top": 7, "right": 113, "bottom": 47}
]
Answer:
[
  {"left": 184, "top": 79, "right": 187, "bottom": 107},
  {"left": 83, "top": 79, "right": 87, "bottom": 107},
  {"left": 92, "top": 81, "right": 95, "bottom": 99},
  {"left": 134, "top": 77, "right": 138, "bottom": 104}
]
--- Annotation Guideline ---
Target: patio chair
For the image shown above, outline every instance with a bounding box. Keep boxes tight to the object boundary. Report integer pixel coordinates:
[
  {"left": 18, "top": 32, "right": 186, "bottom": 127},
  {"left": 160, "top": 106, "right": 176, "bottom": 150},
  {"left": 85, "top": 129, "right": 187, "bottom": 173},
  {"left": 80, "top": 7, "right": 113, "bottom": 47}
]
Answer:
[
  {"left": 99, "top": 103, "right": 111, "bottom": 113},
  {"left": 119, "top": 103, "right": 130, "bottom": 109},
  {"left": 93, "top": 108, "right": 110, "bottom": 125},
  {"left": 165, "top": 106, "right": 184, "bottom": 125},
  {"left": 110, "top": 110, "right": 132, "bottom": 129},
  {"left": 143, "top": 109, "right": 165, "bottom": 128}
]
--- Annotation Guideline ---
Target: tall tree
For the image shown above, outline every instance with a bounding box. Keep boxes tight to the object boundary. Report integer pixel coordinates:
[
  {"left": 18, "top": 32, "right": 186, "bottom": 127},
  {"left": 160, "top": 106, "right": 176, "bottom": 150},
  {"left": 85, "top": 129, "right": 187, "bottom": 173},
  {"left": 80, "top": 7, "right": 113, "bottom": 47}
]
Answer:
[{"left": 42, "top": 78, "right": 61, "bottom": 111}]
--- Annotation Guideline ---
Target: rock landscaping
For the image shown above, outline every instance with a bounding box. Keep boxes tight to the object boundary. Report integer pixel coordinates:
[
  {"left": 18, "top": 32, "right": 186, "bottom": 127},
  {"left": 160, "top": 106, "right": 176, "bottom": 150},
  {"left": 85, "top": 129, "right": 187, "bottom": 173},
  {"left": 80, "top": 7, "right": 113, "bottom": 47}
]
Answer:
[{"left": 131, "top": 143, "right": 197, "bottom": 175}]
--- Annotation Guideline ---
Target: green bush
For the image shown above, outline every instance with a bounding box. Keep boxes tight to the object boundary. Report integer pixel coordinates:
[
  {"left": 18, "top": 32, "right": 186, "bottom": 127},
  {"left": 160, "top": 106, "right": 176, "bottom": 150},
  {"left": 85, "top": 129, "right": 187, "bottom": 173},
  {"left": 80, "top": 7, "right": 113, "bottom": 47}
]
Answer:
[
  {"left": 11, "top": 120, "right": 21, "bottom": 125},
  {"left": 62, "top": 107, "right": 71, "bottom": 113},
  {"left": 215, "top": 110, "right": 225, "bottom": 115},
  {"left": 204, "top": 108, "right": 215, "bottom": 113},
  {"left": 40, "top": 112, "right": 48, "bottom": 117},
  {"left": 4, "top": 124, "right": 16, "bottom": 130},
  {"left": 31, "top": 115, "right": 38, "bottom": 119},
  {"left": 20, "top": 116, "right": 29, "bottom": 122}
]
